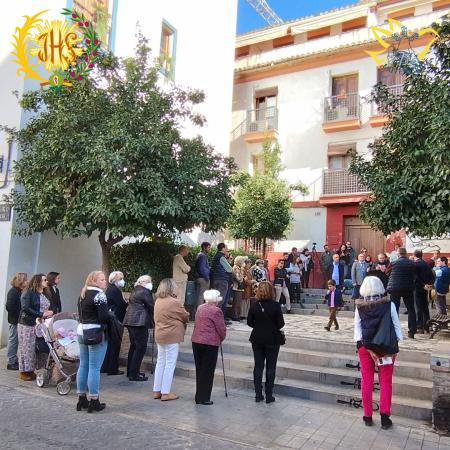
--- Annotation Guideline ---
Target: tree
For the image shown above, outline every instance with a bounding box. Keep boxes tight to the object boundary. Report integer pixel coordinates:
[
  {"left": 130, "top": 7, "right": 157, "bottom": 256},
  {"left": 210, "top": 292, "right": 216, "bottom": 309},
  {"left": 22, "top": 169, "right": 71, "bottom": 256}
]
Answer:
[
  {"left": 2, "top": 36, "right": 237, "bottom": 274},
  {"left": 349, "top": 17, "right": 450, "bottom": 238},
  {"left": 228, "top": 140, "right": 301, "bottom": 256}
]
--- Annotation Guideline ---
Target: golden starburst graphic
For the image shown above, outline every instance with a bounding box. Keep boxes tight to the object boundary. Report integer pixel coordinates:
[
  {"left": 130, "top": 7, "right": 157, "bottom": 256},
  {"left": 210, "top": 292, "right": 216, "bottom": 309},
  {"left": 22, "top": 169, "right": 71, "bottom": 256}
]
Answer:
[{"left": 29, "top": 19, "right": 83, "bottom": 72}]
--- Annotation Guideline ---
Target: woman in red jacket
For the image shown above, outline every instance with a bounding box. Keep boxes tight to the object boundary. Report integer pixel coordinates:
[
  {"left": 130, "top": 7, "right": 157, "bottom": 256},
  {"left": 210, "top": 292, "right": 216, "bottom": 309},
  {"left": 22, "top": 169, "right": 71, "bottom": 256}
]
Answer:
[{"left": 191, "top": 289, "right": 227, "bottom": 405}]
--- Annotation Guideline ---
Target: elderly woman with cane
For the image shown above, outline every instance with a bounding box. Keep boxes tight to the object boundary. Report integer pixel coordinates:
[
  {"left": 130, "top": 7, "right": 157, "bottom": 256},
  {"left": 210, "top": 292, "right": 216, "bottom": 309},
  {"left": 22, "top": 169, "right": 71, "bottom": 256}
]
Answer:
[
  {"left": 354, "top": 276, "right": 403, "bottom": 429},
  {"left": 191, "top": 289, "right": 227, "bottom": 405}
]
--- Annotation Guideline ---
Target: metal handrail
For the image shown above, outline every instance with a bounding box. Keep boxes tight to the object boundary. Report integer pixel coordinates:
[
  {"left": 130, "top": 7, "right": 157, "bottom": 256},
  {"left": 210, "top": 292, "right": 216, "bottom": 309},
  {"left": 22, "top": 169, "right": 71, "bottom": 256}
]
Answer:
[
  {"left": 322, "top": 168, "right": 368, "bottom": 196},
  {"left": 324, "top": 92, "right": 360, "bottom": 123},
  {"left": 371, "top": 84, "right": 404, "bottom": 116}
]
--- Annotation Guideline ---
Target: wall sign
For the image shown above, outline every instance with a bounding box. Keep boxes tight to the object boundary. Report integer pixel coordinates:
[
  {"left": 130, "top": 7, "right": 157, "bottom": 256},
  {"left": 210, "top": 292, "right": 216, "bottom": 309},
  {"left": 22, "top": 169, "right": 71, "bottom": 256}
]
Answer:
[{"left": 0, "top": 204, "right": 12, "bottom": 221}]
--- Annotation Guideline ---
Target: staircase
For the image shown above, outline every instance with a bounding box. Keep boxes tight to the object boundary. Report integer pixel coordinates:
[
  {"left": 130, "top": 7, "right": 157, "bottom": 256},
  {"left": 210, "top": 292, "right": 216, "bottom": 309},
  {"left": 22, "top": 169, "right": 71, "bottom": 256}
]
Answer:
[
  {"left": 291, "top": 288, "right": 408, "bottom": 318},
  {"left": 141, "top": 325, "right": 432, "bottom": 421}
]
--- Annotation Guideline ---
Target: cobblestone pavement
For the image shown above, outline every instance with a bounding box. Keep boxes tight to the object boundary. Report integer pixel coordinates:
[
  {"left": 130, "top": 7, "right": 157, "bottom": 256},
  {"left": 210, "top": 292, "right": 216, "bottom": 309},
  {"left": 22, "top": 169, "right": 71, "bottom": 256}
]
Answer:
[
  {"left": 1, "top": 348, "right": 449, "bottom": 450},
  {"left": 224, "top": 315, "right": 450, "bottom": 353}
]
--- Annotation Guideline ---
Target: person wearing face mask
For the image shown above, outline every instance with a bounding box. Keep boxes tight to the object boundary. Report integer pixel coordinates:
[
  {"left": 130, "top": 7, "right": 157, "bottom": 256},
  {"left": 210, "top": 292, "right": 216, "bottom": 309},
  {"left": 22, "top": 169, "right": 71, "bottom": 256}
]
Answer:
[
  {"left": 123, "top": 275, "right": 154, "bottom": 381},
  {"left": 101, "top": 271, "right": 128, "bottom": 376}
]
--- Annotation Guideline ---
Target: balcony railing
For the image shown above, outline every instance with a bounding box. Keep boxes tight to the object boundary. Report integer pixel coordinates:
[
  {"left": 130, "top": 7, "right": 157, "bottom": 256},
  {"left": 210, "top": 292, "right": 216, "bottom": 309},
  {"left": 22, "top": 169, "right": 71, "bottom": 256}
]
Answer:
[
  {"left": 322, "top": 169, "right": 368, "bottom": 196},
  {"left": 371, "top": 84, "right": 404, "bottom": 116},
  {"left": 246, "top": 106, "right": 278, "bottom": 133},
  {"left": 324, "top": 92, "right": 360, "bottom": 123}
]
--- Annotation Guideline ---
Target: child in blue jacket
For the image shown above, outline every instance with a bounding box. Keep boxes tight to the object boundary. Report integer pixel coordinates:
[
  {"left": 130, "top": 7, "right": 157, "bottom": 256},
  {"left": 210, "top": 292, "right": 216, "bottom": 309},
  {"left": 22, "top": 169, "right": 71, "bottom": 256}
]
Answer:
[{"left": 324, "top": 280, "right": 344, "bottom": 331}]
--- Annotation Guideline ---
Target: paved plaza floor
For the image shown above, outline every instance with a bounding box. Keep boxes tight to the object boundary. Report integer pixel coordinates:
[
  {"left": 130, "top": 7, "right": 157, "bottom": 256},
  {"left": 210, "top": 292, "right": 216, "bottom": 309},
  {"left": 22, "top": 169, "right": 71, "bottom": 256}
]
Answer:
[{"left": 1, "top": 341, "right": 449, "bottom": 450}]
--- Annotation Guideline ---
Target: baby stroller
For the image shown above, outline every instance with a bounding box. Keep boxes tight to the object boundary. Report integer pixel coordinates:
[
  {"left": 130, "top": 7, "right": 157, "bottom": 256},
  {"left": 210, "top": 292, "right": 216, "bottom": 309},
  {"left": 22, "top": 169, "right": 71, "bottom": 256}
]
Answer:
[{"left": 35, "top": 312, "right": 80, "bottom": 395}]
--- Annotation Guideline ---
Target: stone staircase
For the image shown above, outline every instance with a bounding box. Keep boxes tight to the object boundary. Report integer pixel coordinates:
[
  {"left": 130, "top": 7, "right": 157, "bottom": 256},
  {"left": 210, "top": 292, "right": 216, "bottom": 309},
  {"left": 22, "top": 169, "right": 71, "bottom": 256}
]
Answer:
[
  {"left": 141, "top": 325, "right": 432, "bottom": 421},
  {"left": 290, "top": 288, "right": 408, "bottom": 318}
]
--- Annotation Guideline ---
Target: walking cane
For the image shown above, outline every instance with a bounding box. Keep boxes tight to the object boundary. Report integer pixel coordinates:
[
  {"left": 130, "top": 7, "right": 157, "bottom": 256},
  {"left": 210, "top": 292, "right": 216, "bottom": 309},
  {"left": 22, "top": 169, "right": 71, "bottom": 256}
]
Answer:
[
  {"left": 220, "top": 344, "right": 228, "bottom": 398},
  {"left": 151, "top": 327, "right": 155, "bottom": 374}
]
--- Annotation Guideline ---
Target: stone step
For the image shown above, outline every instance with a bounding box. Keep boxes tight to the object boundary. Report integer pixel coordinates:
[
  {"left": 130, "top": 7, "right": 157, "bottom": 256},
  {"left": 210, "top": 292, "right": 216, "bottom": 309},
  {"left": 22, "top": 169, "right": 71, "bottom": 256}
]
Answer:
[
  {"left": 176, "top": 349, "right": 431, "bottom": 401},
  {"left": 178, "top": 340, "right": 431, "bottom": 381},
  {"left": 183, "top": 330, "right": 430, "bottom": 366},
  {"left": 139, "top": 358, "right": 431, "bottom": 421}
]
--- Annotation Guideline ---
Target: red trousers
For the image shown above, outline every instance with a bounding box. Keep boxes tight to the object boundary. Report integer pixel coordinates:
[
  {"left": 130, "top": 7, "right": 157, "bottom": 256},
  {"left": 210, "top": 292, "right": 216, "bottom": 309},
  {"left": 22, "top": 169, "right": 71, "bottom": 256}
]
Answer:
[{"left": 358, "top": 346, "right": 395, "bottom": 417}]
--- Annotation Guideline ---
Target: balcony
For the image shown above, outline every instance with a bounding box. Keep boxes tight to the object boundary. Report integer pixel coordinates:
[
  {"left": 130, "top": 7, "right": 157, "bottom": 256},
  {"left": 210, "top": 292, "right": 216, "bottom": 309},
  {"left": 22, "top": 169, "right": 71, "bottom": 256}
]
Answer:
[
  {"left": 369, "top": 84, "right": 404, "bottom": 127},
  {"left": 243, "top": 106, "right": 279, "bottom": 143},
  {"left": 321, "top": 169, "right": 368, "bottom": 199},
  {"left": 322, "top": 93, "right": 361, "bottom": 133}
]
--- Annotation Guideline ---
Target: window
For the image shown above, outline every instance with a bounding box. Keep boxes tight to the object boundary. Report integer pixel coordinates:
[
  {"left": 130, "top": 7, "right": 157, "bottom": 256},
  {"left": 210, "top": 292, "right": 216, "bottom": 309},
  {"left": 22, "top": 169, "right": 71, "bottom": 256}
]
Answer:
[
  {"left": 327, "top": 143, "right": 356, "bottom": 169},
  {"left": 377, "top": 68, "right": 404, "bottom": 87},
  {"left": 160, "top": 20, "right": 177, "bottom": 80},
  {"left": 73, "top": 0, "right": 111, "bottom": 47},
  {"left": 332, "top": 75, "right": 358, "bottom": 96},
  {"left": 307, "top": 26, "right": 331, "bottom": 40}
]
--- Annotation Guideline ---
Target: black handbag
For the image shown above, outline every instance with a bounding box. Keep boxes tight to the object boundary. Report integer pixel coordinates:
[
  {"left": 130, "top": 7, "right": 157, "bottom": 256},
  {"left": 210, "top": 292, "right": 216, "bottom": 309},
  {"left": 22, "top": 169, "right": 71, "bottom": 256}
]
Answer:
[
  {"left": 78, "top": 297, "right": 103, "bottom": 346},
  {"left": 366, "top": 306, "right": 399, "bottom": 355},
  {"left": 35, "top": 336, "right": 50, "bottom": 354}
]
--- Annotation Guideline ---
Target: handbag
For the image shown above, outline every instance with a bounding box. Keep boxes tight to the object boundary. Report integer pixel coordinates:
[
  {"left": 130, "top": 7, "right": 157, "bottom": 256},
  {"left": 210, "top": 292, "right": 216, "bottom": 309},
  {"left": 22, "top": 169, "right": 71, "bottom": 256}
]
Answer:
[
  {"left": 258, "top": 302, "right": 286, "bottom": 346},
  {"left": 366, "top": 306, "right": 399, "bottom": 355},
  {"left": 35, "top": 336, "right": 50, "bottom": 354},
  {"left": 78, "top": 297, "right": 103, "bottom": 346}
]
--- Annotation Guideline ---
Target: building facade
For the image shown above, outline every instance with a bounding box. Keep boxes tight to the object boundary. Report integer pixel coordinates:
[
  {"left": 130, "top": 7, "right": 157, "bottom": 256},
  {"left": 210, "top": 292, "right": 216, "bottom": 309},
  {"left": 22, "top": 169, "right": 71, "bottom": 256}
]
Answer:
[
  {"left": 230, "top": 0, "right": 450, "bottom": 258},
  {"left": 0, "top": 0, "right": 237, "bottom": 345}
]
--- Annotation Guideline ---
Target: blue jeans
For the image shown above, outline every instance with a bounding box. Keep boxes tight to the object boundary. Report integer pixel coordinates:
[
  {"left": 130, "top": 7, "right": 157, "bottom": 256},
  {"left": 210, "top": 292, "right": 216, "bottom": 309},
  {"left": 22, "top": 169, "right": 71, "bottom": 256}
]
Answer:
[
  {"left": 76, "top": 337, "right": 107, "bottom": 398},
  {"left": 7, "top": 324, "right": 18, "bottom": 365}
]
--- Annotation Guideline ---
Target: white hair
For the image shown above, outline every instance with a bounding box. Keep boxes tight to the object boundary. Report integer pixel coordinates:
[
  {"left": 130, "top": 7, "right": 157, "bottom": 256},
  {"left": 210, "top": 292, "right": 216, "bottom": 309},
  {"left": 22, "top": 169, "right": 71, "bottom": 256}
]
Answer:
[
  {"left": 203, "top": 289, "right": 221, "bottom": 303},
  {"left": 108, "top": 271, "right": 123, "bottom": 284},
  {"left": 359, "top": 276, "right": 385, "bottom": 298},
  {"left": 135, "top": 275, "right": 151, "bottom": 287}
]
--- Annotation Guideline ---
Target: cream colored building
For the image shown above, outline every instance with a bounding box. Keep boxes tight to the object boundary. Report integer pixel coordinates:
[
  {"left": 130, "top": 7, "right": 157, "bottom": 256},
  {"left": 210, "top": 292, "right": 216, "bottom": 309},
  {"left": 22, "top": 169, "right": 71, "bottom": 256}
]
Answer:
[{"left": 230, "top": 0, "right": 450, "bottom": 257}]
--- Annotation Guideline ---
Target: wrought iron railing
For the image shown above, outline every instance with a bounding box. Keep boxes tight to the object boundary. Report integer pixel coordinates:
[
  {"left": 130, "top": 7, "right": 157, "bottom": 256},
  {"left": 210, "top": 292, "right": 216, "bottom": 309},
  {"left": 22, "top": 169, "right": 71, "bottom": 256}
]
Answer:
[
  {"left": 324, "top": 92, "right": 360, "bottom": 123},
  {"left": 246, "top": 106, "right": 278, "bottom": 133},
  {"left": 322, "top": 169, "right": 368, "bottom": 196},
  {"left": 371, "top": 84, "right": 404, "bottom": 116}
]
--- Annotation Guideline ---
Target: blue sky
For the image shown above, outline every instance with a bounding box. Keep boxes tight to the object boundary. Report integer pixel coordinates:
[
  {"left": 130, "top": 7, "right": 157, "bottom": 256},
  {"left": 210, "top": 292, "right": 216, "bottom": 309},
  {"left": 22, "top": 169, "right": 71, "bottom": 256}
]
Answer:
[{"left": 237, "top": 0, "right": 357, "bottom": 34}]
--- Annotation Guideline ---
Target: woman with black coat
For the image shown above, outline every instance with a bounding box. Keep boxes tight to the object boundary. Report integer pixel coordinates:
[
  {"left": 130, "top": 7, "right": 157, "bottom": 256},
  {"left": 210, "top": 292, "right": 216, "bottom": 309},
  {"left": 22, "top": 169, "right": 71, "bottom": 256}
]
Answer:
[
  {"left": 46, "top": 271, "right": 62, "bottom": 314},
  {"left": 101, "top": 271, "right": 127, "bottom": 375},
  {"left": 123, "top": 275, "right": 155, "bottom": 381},
  {"left": 76, "top": 271, "right": 110, "bottom": 413},
  {"left": 247, "top": 281, "right": 285, "bottom": 404},
  {"left": 5, "top": 273, "right": 28, "bottom": 370}
]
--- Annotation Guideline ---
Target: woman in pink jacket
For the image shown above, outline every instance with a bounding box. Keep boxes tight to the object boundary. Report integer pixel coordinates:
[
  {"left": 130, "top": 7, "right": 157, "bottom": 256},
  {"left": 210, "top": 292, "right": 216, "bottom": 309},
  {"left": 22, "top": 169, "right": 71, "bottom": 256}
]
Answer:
[{"left": 191, "top": 289, "right": 226, "bottom": 405}]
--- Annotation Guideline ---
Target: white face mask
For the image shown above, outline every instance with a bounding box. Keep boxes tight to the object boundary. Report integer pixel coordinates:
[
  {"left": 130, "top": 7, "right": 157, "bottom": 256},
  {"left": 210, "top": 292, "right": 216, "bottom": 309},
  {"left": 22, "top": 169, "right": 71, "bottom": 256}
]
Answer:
[
  {"left": 144, "top": 282, "right": 153, "bottom": 291},
  {"left": 116, "top": 279, "right": 125, "bottom": 288}
]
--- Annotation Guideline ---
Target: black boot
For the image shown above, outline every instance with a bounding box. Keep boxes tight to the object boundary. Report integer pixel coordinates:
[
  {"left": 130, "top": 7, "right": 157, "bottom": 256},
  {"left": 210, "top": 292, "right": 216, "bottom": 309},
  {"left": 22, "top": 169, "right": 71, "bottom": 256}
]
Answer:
[
  {"left": 363, "top": 416, "right": 373, "bottom": 426},
  {"left": 255, "top": 392, "right": 264, "bottom": 403},
  {"left": 76, "top": 395, "right": 89, "bottom": 411},
  {"left": 87, "top": 398, "right": 106, "bottom": 413},
  {"left": 380, "top": 413, "right": 392, "bottom": 430}
]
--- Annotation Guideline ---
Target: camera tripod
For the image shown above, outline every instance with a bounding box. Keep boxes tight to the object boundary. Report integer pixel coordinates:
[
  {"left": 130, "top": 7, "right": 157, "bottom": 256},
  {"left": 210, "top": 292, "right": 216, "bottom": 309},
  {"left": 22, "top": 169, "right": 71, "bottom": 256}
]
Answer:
[{"left": 337, "top": 398, "right": 379, "bottom": 411}]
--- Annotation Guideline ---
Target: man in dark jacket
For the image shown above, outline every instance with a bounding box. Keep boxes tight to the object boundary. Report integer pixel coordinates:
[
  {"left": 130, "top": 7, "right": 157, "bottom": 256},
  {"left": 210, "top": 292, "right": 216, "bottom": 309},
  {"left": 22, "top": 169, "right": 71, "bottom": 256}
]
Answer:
[
  {"left": 195, "top": 242, "right": 211, "bottom": 314},
  {"left": 368, "top": 253, "right": 389, "bottom": 288},
  {"left": 413, "top": 250, "right": 435, "bottom": 333},
  {"left": 320, "top": 245, "right": 333, "bottom": 288},
  {"left": 387, "top": 247, "right": 417, "bottom": 338},
  {"left": 101, "top": 271, "right": 128, "bottom": 375}
]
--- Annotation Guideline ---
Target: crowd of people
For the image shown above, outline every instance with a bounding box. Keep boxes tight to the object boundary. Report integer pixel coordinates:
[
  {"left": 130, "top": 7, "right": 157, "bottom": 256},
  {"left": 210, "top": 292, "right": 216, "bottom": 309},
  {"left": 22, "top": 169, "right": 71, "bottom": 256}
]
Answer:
[{"left": 3, "top": 241, "right": 449, "bottom": 429}]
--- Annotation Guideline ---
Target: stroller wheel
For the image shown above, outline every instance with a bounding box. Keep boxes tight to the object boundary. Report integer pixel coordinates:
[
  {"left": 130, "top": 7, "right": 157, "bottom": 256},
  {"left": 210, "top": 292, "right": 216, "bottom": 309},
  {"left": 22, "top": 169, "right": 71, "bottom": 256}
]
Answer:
[
  {"left": 36, "top": 371, "right": 49, "bottom": 388},
  {"left": 57, "top": 380, "right": 71, "bottom": 396}
]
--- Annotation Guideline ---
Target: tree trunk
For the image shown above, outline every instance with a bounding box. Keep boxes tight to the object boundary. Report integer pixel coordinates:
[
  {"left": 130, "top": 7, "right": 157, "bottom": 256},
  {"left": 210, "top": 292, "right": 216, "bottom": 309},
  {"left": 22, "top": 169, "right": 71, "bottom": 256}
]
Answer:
[
  {"left": 98, "top": 230, "right": 122, "bottom": 276},
  {"left": 262, "top": 237, "right": 267, "bottom": 259}
]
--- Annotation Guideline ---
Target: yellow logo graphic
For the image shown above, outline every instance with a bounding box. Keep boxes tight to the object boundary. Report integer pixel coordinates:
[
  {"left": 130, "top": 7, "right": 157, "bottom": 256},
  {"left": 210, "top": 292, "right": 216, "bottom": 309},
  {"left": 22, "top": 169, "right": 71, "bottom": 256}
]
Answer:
[
  {"left": 366, "top": 19, "right": 439, "bottom": 66},
  {"left": 12, "top": 8, "right": 102, "bottom": 90}
]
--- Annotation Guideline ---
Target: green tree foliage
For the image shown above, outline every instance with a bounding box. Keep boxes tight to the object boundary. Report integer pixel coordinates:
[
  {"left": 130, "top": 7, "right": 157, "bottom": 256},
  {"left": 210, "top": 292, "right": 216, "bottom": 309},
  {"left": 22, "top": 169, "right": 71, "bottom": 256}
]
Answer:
[
  {"left": 2, "top": 36, "right": 237, "bottom": 273},
  {"left": 227, "top": 141, "right": 293, "bottom": 254},
  {"left": 349, "top": 17, "right": 450, "bottom": 238}
]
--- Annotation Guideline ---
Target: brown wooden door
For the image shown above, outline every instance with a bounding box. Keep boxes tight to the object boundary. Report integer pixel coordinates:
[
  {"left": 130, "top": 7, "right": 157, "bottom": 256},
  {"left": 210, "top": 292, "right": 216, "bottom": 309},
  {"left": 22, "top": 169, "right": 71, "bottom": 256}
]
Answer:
[{"left": 344, "top": 216, "right": 385, "bottom": 259}]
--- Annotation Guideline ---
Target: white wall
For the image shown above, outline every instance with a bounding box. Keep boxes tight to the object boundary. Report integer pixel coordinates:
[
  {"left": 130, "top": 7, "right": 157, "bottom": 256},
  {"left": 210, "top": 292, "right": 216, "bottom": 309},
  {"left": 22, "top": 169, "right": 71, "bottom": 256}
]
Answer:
[{"left": 114, "top": 0, "right": 238, "bottom": 156}]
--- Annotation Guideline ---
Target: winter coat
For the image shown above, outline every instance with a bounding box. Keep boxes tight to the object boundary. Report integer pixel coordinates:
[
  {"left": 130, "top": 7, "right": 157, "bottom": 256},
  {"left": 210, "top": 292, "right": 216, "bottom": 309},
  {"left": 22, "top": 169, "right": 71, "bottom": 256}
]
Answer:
[
  {"left": 191, "top": 303, "right": 226, "bottom": 347},
  {"left": 387, "top": 256, "right": 416, "bottom": 293},
  {"left": 154, "top": 296, "right": 189, "bottom": 344},
  {"left": 123, "top": 285, "right": 154, "bottom": 329},
  {"left": 105, "top": 283, "right": 128, "bottom": 323}
]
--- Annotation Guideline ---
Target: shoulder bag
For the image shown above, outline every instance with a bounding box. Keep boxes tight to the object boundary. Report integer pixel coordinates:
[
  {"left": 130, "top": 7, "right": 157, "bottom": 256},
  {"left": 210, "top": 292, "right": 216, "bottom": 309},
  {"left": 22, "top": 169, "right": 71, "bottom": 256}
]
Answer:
[
  {"left": 78, "top": 297, "right": 103, "bottom": 346},
  {"left": 258, "top": 302, "right": 286, "bottom": 345}
]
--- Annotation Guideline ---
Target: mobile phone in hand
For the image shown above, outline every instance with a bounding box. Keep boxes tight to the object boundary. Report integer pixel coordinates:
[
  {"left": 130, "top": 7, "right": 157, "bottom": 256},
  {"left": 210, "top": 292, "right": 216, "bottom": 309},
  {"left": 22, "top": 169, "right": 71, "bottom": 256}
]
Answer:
[{"left": 378, "top": 356, "right": 393, "bottom": 366}]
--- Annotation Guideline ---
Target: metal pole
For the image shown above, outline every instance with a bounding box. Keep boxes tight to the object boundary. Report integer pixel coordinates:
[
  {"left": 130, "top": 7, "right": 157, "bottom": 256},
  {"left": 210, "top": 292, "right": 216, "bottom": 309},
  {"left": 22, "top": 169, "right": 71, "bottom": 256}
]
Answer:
[{"left": 220, "top": 344, "right": 228, "bottom": 398}]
